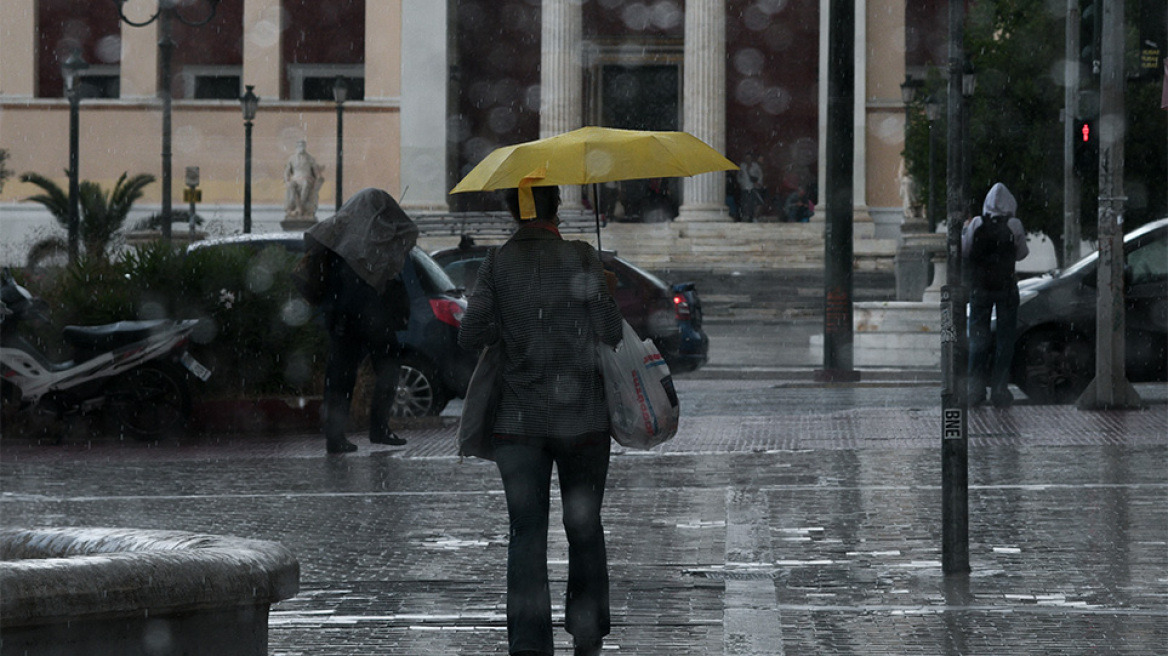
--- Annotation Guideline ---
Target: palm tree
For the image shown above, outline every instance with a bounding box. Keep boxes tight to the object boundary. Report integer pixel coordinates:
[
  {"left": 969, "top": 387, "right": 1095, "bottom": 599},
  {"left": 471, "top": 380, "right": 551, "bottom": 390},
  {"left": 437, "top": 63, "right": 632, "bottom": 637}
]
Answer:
[{"left": 20, "top": 171, "right": 155, "bottom": 265}]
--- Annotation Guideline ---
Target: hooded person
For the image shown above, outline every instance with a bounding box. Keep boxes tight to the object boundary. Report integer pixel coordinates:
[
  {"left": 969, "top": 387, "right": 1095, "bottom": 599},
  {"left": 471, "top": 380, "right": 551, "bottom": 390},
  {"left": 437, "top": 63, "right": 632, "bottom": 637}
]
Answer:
[
  {"left": 961, "top": 182, "right": 1029, "bottom": 407},
  {"left": 305, "top": 188, "right": 419, "bottom": 454}
]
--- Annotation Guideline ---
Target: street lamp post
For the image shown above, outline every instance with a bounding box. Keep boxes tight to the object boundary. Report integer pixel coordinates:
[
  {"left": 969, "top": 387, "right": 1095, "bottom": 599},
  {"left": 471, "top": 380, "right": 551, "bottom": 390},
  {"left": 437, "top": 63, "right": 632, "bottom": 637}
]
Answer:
[
  {"left": 239, "top": 85, "right": 259, "bottom": 234},
  {"left": 925, "top": 97, "right": 942, "bottom": 232},
  {"left": 112, "top": 0, "right": 221, "bottom": 242},
  {"left": 333, "top": 76, "right": 348, "bottom": 211},
  {"left": 62, "top": 50, "right": 88, "bottom": 264}
]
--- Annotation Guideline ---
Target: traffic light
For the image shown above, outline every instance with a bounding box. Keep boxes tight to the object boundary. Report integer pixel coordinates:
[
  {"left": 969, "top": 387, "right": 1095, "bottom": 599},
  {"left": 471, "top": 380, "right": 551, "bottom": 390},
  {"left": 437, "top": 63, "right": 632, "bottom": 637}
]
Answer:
[{"left": 1073, "top": 117, "right": 1098, "bottom": 178}]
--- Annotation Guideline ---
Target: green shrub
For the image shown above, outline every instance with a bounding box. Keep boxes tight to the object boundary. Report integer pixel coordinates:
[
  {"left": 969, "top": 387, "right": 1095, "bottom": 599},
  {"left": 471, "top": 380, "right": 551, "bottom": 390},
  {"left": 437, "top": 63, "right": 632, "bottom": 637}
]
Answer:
[{"left": 24, "top": 241, "right": 326, "bottom": 400}]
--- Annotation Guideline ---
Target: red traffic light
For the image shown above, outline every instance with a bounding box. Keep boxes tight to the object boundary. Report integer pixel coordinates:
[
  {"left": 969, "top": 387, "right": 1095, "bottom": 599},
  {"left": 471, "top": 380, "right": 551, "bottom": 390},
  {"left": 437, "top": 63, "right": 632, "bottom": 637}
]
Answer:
[{"left": 1080, "top": 122, "right": 1090, "bottom": 142}]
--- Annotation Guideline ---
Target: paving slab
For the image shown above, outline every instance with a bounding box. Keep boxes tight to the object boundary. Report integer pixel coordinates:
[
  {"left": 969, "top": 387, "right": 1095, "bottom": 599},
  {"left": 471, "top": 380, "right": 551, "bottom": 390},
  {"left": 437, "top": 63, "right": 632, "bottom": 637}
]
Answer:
[{"left": 1, "top": 380, "right": 1165, "bottom": 655}]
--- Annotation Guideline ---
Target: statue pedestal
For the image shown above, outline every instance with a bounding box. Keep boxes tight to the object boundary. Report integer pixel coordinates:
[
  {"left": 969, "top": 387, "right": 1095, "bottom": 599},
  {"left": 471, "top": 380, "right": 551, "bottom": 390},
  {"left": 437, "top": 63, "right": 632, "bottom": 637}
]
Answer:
[
  {"left": 280, "top": 217, "right": 316, "bottom": 232},
  {"left": 895, "top": 232, "right": 946, "bottom": 301}
]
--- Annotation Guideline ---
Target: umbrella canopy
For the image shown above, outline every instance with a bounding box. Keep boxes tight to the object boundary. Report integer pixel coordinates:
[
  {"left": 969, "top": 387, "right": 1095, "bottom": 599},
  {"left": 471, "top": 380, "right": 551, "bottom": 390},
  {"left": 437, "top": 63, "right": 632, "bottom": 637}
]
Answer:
[
  {"left": 450, "top": 126, "right": 737, "bottom": 193},
  {"left": 306, "top": 188, "right": 419, "bottom": 294}
]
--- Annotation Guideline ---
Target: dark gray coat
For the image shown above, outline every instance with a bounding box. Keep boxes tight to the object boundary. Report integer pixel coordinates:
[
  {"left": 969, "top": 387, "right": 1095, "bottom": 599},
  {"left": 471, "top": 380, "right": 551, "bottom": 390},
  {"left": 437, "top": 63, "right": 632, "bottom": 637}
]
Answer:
[{"left": 458, "top": 225, "right": 623, "bottom": 438}]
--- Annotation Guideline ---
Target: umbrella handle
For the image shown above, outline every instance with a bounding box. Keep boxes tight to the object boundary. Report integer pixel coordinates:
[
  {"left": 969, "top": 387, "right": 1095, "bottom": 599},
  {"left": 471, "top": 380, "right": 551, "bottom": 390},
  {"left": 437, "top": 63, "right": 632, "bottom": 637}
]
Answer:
[{"left": 592, "top": 183, "right": 602, "bottom": 251}]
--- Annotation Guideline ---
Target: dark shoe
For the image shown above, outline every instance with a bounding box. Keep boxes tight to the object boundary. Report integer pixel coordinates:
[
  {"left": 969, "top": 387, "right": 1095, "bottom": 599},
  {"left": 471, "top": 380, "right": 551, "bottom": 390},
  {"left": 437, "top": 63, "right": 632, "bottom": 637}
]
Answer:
[
  {"left": 326, "top": 437, "right": 358, "bottom": 454},
  {"left": 991, "top": 389, "right": 1014, "bottom": 408},
  {"left": 370, "top": 431, "right": 407, "bottom": 446},
  {"left": 574, "top": 638, "right": 603, "bottom": 656}
]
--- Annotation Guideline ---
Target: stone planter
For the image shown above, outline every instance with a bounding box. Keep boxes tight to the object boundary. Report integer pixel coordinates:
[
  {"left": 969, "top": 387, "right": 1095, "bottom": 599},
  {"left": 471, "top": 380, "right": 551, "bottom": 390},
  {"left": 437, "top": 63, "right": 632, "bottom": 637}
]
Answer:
[{"left": 0, "top": 527, "right": 299, "bottom": 656}]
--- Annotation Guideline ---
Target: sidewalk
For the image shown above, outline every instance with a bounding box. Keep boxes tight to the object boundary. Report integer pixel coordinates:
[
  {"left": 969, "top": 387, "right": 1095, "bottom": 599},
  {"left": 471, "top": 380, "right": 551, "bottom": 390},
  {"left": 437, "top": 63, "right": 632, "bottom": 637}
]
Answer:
[{"left": 1, "top": 379, "right": 1164, "bottom": 655}]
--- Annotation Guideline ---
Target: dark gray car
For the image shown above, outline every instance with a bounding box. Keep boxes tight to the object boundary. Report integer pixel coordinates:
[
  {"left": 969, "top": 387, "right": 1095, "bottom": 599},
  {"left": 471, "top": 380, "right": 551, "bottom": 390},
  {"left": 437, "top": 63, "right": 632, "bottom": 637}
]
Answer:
[{"left": 1010, "top": 217, "right": 1168, "bottom": 403}]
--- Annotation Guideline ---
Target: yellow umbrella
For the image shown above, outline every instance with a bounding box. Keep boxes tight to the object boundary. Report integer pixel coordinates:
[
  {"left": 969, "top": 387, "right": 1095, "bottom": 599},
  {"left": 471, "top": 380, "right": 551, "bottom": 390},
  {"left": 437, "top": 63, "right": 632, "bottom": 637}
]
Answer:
[
  {"left": 450, "top": 126, "right": 737, "bottom": 245},
  {"left": 451, "top": 126, "right": 737, "bottom": 193}
]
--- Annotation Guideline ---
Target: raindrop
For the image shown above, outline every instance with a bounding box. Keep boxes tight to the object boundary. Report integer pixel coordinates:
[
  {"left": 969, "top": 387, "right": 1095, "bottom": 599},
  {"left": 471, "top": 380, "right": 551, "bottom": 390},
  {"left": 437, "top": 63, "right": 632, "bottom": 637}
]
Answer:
[
  {"left": 492, "top": 78, "right": 522, "bottom": 105},
  {"left": 524, "top": 84, "right": 541, "bottom": 113},
  {"left": 488, "top": 107, "right": 518, "bottom": 135},
  {"left": 191, "top": 316, "right": 218, "bottom": 344},
  {"left": 757, "top": 0, "right": 789, "bottom": 15},
  {"left": 174, "top": 125, "right": 204, "bottom": 155},
  {"left": 761, "top": 86, "right": 791, "bottom": 115},
  {"left": 96, "top": 35, "right": 121, "bottom": 64},
  {"left": 735, "top": 78, "right": 766, "bottom": 106},
  {"left": 246, "top": 264, "right": 274, "bottom": 293},
  {"left": 138, "top": 301, "right": 166, "bottom": 320},
  {"left": 743, "top": 4, "right": 773, "bottom": 31},
  {"left": 650, "top": 1, "right": 683, "bottom": 30},
  {"left": 621, "top": 3, "right": 652, "bottom": 31},
  {"left": 733, "top": 48, "right": 766, "bottom": 77},
  {"left": 281, "top": 298, "right": 312, "bottom": 327}
]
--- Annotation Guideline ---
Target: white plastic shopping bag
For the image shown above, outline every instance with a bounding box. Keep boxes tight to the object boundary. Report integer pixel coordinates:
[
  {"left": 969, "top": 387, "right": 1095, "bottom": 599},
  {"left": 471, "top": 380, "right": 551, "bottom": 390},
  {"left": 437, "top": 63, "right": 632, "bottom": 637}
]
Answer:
[{"left": 598, "top": 320, "right": 680, "bottom": 449}]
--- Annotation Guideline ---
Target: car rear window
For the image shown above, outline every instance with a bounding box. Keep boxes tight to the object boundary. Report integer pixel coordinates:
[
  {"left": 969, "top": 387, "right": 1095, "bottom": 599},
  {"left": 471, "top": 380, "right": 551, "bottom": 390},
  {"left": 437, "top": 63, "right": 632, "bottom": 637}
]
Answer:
[{"left": 411, "top": 248, "right": 460, "bottom": 295}]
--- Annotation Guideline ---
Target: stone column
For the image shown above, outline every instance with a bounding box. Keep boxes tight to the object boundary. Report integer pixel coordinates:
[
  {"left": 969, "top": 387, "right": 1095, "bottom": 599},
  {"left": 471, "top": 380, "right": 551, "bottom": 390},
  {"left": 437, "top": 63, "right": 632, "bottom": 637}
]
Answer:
[
  {"left": 540, "top": 0, "right": 583, "bottom": 207},
  {"left": 0, "top": 0, "right": 35, "bottom": 98},
  {"left": 117, "top": 10, "right": 158, "bottom": 99},
  {"left": 678, "top": 0, "right": 728, "bottom": 222},
  {"left": 398, "top": 1, "right": 449, "bottom": 211},
  {"left": 814, "top": 0, "right": 875, "bottom": 236},
  {"left": 242, "top": 0, "right": 282, "bottom": 100}
]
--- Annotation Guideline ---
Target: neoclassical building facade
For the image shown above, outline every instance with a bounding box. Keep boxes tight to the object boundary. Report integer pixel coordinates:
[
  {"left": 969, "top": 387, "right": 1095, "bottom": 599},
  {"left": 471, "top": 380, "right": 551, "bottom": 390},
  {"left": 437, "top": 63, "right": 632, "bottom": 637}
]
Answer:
[{"left": 1, "top": 0, "right": 937, "bottom": 253}]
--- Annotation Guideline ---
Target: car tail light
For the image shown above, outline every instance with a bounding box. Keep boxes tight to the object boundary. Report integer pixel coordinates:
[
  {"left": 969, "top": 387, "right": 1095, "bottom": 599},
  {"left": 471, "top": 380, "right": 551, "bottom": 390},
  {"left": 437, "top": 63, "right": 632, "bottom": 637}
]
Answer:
[
  {"left": 673, "top": 294, "right": 691, "bottom": 320},
  {"left": 430, "top": 298, "right": 465, "bottom": 327}
]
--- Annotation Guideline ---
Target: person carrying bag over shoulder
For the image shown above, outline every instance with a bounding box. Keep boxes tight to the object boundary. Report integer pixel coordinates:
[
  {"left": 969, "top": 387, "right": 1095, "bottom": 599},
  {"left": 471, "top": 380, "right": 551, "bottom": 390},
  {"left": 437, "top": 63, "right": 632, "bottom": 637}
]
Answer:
[{"left": 458, "top": 183, "right": 622, "bottom": 656}]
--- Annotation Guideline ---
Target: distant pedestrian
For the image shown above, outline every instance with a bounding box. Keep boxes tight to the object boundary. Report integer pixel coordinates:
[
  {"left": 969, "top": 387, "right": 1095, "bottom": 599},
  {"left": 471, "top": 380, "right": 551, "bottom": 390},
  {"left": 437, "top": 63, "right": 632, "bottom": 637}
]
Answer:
[
  {"left": 458, "top": 184, "right": 623, "bottom": 656},
  {"left": 963, "top": 182, "right": 1029, "bottom": 407},
  {"left": 306, "top": 188, "right": 419, "bottom": 454},
  {"left": 737, "top": 152, "right": 765, "bottom": 221},
  {"left": 783, "top": 184, "right": 813, "bottom": 223}
]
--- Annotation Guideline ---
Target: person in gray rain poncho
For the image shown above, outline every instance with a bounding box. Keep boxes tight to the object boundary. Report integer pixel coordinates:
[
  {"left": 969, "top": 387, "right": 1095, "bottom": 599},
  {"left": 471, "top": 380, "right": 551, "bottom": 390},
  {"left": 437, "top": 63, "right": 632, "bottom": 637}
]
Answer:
[
  {"left": 305, "top": 188, "right": 419, "bottom": 454},
  {"left": 962, "top": 182, "right": 1029, "bottom": 408}
]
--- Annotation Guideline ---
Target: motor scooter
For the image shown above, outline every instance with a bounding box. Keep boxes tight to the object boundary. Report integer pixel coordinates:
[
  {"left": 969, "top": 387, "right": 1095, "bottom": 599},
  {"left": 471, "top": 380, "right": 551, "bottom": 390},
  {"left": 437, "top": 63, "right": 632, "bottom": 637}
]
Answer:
[{"left": 0, "top": 268, "right": 211, "bottom": 441}]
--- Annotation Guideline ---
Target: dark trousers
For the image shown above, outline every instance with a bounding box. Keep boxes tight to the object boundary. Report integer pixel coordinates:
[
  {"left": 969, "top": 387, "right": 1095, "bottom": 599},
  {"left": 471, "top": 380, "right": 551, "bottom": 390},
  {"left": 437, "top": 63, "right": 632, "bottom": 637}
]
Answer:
[
  {"left": 493, "top": 433, "right": 611, "bottom": 655},
  {"left": 323, "top": 326, "right": 401, "bottom": 442},
  {"left": 968, "top": 285, "right": 1019, "bottom": 402}
]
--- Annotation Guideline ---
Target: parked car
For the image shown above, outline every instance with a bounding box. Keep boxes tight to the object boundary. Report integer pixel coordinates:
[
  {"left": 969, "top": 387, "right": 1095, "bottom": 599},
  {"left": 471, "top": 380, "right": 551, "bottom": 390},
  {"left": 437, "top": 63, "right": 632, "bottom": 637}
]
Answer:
[
  {"left": 188, "top": 233, "right": 476, "bottom": 416},
  {"left": 430, "top": 241, "right": 709, "bottom": 373},
  {"left": 1009, "top": 217, "right": 1168, "bottom": 403}
]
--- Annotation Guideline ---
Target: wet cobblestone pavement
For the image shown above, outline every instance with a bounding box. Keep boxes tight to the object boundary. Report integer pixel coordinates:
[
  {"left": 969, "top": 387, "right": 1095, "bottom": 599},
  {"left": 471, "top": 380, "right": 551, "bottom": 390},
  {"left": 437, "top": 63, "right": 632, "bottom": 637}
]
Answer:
[{"left": 2, "top": 380, "right": 1166, "bottom": 655}]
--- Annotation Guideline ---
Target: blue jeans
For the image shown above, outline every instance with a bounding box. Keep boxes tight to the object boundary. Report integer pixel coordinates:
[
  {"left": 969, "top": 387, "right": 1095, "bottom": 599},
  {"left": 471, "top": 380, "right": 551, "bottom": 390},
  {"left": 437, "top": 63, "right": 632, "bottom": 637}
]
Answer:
[
  {"left": 967, "top": 285, "right": 1019, "bottom": 402},
  {"left": 493, "top": 433, "right": 611, "bottom": 655}
]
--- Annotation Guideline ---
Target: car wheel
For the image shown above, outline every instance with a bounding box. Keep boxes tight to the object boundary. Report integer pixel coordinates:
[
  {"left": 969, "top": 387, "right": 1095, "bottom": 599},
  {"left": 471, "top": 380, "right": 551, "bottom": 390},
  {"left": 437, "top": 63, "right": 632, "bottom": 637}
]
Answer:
[
  {"left": 1013, "top": 329, "right": 1094, "bottom": 404},
  {"left": 394, "top": 355, "right": 448, "bottom": 417}
]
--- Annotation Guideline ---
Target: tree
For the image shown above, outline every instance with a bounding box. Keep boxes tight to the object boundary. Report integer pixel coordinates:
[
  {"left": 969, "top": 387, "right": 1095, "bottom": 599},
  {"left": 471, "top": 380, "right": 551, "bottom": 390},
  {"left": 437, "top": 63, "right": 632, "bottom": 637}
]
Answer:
[
  {"left": 903, "top": 0, "right": 1165, "bottom": 269},
  {"left": 0, "top": 149, "right": 11, "bottom": 194},
  {"left": 19, "top": 171, "right": 156, "bottom": 264}
]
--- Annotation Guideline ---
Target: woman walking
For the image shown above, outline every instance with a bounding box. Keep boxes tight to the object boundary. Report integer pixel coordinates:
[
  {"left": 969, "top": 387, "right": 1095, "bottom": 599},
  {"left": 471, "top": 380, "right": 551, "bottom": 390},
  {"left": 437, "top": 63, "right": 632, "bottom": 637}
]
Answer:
[{"left": 458, "top": 185, "right": 623, "bottom": 656}]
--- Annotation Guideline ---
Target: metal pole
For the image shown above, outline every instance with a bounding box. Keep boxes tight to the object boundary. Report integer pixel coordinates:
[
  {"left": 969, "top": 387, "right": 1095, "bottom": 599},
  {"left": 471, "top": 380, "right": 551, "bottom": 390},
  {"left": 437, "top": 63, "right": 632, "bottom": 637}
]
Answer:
[
  {"left": 243, "top": 119, "right": 253, "bottom": 233},
  {"left": 1063, "top": 0, "right": 1081, "bottom": 267},
  {"left": 817, "top": 0, "right": 858, "bottom": 384},
  {"left": 941, "top": 0, "right": 970, "bottom": 575},
  {"left": 927, "top": 119, "right": 936, "bottom": 232},
  {"left": 335, "top": 100, "right": 344, "bottom": 211},
  {"left": 158, "top": 5, "right": 174, "bottom": 241},
  {"left": 1078, "top": 0, "right": 1140, "bottom": 409},
  {"left": 67, "top": 84, "right": 81, "bottom": 263}
]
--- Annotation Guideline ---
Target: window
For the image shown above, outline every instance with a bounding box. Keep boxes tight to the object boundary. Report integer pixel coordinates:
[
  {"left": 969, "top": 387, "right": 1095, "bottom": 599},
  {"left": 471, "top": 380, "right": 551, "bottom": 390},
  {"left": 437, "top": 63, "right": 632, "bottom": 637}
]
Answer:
[
  {"left": 287, "top": 64, "right": 365, "bottom": 101},
  {"left": 180, "top": 67, "right": 243, "bottom": 100}
]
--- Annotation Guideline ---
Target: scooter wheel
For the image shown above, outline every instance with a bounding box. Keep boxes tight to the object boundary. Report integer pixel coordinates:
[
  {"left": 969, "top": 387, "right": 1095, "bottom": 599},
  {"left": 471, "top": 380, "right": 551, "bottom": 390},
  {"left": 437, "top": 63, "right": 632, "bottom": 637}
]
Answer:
[{"left": 105, "top": 362, "right": 192, "bottom": 441}]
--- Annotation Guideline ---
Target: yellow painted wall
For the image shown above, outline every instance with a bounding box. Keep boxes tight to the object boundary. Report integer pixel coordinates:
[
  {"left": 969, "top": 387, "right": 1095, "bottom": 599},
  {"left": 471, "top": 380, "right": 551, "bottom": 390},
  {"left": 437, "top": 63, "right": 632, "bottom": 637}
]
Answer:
[{"left": 1, "top": 100, "right": 401, "bottom": 206}]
